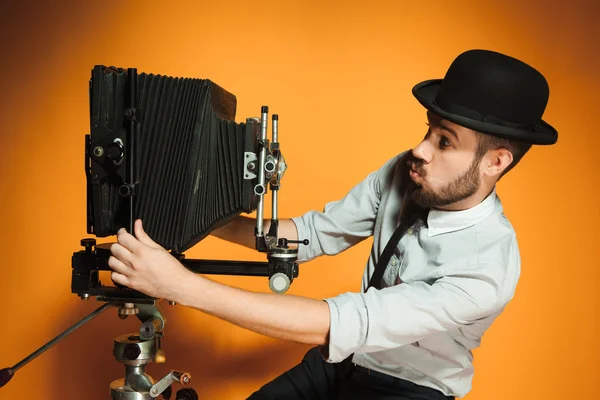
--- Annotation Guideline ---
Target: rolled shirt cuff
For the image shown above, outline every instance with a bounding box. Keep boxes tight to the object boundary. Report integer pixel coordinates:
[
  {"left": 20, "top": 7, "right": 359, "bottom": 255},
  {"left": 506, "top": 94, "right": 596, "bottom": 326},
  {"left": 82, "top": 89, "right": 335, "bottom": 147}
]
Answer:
[
  {"left": 322, "top": 293, "right": 368, "bottom": 363},
  {"left": 290, "top": 215, "right": 315, "bottom": 262}
]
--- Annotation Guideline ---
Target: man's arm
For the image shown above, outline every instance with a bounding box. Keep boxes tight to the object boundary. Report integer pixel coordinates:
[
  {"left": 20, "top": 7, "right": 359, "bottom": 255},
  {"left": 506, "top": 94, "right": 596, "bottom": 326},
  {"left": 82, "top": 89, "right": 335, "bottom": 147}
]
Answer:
[
  {"left": 212, "top": 153, "right": 406, "bottom": 257},
  {"left": 178, "top": 273, "right": 330, "bottom": 345},
  {"left": 211, "top": 216, "right": 299, "bottom": 250},
  {"left": 109, "top": 220, "right": 329, "bottom": 345}
]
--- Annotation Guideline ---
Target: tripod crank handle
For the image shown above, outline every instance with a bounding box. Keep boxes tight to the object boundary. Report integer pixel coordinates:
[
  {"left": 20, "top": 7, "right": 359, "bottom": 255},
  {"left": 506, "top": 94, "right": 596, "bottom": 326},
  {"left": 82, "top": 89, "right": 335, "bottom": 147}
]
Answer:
[
  {"left": 288, "top": 239, "right": 309, "bottom": 246},
  {"left": 276, "top": 238, "right": 309, "bottom": 248},
  {"left": 149, "top": 370, "right": 192, "bottom": 398}
]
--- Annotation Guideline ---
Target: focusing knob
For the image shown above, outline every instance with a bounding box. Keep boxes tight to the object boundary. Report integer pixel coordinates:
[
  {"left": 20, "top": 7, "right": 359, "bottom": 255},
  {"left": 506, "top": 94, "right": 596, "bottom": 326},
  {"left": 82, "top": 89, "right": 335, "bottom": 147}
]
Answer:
[
  {"left": 107, "top": 142, "right": 124, "bottom": 161},
  {"left": 118, "top": 303, "right": 139, "bottom": 316},
  {"left": 80, "top": 238, "right": 96, "bottom": 252},
  {"left": 269, "top": 273, "right": 291, "bottom": 294},
  {"left": 123, "top": 343, "right": 141, "bottom": 360}
]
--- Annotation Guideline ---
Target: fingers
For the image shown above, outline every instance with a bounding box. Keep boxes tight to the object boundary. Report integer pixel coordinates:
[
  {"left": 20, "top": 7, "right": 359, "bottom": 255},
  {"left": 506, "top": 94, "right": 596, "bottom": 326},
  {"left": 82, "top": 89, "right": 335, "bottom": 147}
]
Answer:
[
  {"left": 108, "top": 254, "right": 131, "bottom": 276},
  {"left": 134, "top": 219, "right": 161, "bottom": 249},
  {"left": 117, "top": 227, "right": 144, "bottom": 253},
  {"left": 111, "top": 271, "right": 130, "bottom": 287},
  {"left": 110, "top": 242, "right": 134, "bottom": 266}
]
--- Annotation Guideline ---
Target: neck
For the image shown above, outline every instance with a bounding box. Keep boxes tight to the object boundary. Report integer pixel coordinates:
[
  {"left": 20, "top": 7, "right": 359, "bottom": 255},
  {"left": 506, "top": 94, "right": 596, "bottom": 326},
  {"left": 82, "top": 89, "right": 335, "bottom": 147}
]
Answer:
[{"left": 435, "top": 186, "right": 495, "bottom": 212}]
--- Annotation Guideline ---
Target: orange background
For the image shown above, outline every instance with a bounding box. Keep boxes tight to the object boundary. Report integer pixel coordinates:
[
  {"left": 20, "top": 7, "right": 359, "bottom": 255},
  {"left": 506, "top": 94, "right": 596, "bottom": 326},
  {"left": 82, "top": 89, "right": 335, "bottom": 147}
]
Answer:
[{"left": 0, "top": 0, "right": 598, "bottom": 399}]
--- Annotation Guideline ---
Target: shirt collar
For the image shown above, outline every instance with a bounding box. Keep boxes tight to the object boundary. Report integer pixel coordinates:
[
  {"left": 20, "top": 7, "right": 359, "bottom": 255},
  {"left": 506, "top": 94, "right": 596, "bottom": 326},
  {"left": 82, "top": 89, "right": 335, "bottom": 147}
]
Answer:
[{"left": 427, "top": 188, "right": 499, "bottom": 237}]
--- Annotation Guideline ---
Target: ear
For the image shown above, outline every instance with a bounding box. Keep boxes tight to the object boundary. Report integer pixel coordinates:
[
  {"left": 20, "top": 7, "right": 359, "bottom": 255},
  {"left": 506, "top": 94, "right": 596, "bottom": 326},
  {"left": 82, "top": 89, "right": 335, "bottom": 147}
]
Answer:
[{"left": 484, "top": 148, "right": 513, "bottom": 177}]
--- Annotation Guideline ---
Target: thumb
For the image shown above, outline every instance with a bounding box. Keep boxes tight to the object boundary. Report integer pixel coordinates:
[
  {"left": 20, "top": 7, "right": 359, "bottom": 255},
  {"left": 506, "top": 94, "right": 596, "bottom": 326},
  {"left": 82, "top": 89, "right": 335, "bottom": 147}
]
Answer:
[{"left": 135, "top": 219, "right": 161, "bottom": 249}]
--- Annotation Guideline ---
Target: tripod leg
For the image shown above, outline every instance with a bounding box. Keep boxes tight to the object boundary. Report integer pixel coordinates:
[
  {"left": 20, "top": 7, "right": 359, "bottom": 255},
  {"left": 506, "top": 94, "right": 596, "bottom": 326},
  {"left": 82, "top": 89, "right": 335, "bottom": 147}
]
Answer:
[{"left": 0, "top": 302, "right": 113, "bottom": 388}]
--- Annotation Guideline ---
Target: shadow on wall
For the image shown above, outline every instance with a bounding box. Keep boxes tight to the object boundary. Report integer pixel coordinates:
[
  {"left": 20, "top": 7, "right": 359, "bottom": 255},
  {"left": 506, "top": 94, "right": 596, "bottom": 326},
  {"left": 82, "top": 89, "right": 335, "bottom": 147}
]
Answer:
[{"left": 47, "top": 301, "right": 311, "bottom": 399}]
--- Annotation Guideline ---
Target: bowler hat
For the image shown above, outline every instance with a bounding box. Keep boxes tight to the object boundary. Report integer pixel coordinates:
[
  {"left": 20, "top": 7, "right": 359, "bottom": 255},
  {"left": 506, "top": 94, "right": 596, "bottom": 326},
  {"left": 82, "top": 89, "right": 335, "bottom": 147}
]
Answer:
[{"left": 412, "top": 49, "right": 557, "bottom": 145}]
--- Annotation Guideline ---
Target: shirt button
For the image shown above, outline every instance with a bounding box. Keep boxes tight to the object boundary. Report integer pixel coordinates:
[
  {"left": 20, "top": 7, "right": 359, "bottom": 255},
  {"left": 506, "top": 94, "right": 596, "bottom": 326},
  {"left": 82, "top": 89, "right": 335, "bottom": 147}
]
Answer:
[
  {"left": 391, "top": 258, "right": 398, "bottom": 266},
  {"left": 406, "top": 228, "right": 413, "bottom": 235}
]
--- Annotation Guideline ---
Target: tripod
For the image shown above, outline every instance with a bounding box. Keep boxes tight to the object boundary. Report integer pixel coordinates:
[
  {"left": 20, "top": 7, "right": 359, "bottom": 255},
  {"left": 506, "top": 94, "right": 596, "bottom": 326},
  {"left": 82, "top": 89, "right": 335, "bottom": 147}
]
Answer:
[{"left": 0, "top": 301, "right": 198, "bottom": 400}]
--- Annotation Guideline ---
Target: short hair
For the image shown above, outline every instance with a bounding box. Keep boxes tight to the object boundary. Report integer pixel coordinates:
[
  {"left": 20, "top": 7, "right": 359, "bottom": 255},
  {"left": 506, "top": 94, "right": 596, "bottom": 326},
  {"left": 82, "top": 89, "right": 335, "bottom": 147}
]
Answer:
[{"left": 475, "top": 132, "right": 532, "bottom": 179}]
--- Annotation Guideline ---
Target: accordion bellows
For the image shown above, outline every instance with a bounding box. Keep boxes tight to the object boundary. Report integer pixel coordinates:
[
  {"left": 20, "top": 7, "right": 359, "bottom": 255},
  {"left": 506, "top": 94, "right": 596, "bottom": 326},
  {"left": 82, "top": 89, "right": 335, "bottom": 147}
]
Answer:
[{"left": 88, "top": 66, "right": 258, "bottom": 253}]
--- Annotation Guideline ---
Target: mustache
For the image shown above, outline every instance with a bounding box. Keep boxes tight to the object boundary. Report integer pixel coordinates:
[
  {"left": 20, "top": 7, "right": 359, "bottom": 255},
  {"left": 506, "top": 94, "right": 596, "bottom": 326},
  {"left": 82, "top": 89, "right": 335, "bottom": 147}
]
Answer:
[{"left": 405, "top": 154, "right": 426, "bottom": 177}]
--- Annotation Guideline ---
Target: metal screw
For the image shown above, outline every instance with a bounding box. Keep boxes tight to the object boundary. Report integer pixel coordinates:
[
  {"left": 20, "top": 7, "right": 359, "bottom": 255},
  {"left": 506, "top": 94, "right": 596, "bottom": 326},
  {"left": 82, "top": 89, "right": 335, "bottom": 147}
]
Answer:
[
  {"left": 248, "top": 162, "right": 256, "bottom": 171},
  {"left": 93, "top": 146, "right": 104, "bottom": 157}
]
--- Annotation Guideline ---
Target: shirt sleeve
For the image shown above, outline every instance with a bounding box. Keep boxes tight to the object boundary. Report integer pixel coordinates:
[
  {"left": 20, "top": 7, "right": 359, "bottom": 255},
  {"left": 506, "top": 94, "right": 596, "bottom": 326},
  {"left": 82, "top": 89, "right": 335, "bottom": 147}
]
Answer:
[
  {"left": 291, "top": 153, "right": 404, "bottom": 263},
  {"left": 323, "top": 242, "right": 519, "bottom": 362}
]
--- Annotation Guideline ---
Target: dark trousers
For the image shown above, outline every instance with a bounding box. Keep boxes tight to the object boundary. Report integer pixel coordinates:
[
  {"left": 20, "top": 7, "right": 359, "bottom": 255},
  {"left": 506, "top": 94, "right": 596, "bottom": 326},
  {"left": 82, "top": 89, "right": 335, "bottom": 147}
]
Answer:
[{"left": 248, "top": 347, "right": 455, "bottom": 400}]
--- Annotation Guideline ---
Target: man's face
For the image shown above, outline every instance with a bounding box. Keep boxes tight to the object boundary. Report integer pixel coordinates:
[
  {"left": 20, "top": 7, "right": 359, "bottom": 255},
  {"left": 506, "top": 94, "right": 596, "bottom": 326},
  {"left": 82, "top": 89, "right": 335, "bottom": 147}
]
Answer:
[{"left": 406, "top": 111, "right": 483, "bottom": 209}]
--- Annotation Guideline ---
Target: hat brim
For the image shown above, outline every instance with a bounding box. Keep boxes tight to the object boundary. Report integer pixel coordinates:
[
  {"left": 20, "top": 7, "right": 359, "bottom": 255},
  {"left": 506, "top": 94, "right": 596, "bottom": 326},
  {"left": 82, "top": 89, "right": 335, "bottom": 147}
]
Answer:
[{"left": 412, "top": 79, "right": 558, "bottom": 145}]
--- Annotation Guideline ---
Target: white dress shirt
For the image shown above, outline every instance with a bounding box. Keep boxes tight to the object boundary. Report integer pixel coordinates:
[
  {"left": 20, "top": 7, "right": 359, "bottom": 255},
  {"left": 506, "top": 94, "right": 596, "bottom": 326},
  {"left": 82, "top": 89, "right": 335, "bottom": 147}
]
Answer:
[{"left": 291, "top": 152, "right": 521, "bottom": 397}]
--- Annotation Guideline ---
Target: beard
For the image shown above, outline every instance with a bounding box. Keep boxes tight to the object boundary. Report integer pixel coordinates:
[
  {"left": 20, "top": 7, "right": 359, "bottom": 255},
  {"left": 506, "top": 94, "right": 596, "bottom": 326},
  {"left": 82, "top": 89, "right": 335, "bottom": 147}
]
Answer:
[{"left": 408, "top": 154, "right": 482, "bottom": 209}]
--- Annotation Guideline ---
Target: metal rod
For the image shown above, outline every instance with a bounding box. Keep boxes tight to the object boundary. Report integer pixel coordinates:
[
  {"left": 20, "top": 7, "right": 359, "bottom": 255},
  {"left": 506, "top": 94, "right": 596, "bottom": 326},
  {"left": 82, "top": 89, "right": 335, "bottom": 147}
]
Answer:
[
  {"left": 272, "top": 114, "right": 279, "bottom": 143},
  {"left": 127, "top": 68, "right": 138, "bottom": 234},
  {"left": 272, "top": 190, "right": 279, "bottom": 222},
  {"left": 182, "top": 259, "right": 270, "bottom": 277},
  {"left": 272, "top": 114, "right": 279, "bottom": 222},
  {"left": 12, "top": 303, "right": 113, "bottom": 373},
  {"left": 255, "top": 106, "right": 268, "bottom": 237}
]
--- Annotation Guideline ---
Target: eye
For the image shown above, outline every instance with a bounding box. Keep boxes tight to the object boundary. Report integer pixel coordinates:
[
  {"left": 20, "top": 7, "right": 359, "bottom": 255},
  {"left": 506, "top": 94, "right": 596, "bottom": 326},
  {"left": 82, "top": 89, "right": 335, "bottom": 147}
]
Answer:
[{"left": 439, "top": 136, "right": 452, "bottom": 149}]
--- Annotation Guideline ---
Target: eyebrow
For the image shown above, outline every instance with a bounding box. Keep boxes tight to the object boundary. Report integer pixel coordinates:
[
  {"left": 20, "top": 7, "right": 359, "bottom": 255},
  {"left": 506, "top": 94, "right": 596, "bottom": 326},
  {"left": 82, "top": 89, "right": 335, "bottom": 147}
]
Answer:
[
  {"left": 427, "top": 111, "right": 460, "bottom": 143},
  {"left": 438, "top": 122, "right": 460, "bottom": 142}
]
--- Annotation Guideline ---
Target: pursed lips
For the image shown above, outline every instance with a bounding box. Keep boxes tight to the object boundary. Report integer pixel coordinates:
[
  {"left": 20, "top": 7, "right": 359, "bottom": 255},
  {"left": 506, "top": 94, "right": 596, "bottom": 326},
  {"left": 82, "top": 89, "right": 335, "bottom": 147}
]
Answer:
[
  {"left": 409, "top": 167, "right": 421, "bottom": 180},
  {"left": 410, "top": 163, "right": 424, "bottom": 178}
]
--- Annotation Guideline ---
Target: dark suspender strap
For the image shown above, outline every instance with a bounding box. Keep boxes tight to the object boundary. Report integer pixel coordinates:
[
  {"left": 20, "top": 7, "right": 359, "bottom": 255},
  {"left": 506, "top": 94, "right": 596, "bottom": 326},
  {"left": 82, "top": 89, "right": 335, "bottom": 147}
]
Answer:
[
  {"left": 337, "top": 206, "right": 427, "bottom": 373},
  {"left": 367, "top": 208, "right": 427, "bottom": 290}
]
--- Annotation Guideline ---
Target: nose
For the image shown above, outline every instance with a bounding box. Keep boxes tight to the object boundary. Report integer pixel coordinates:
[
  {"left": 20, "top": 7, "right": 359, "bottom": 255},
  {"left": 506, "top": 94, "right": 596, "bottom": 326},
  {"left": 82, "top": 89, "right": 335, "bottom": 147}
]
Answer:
[{"left": 412, "top": 139, "right": 432, "bottom": 164}]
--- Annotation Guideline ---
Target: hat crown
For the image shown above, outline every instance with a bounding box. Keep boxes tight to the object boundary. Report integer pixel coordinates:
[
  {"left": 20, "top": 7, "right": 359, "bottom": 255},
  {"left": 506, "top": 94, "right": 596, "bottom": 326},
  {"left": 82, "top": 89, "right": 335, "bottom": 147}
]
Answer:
[{"left": 435, "top": 50, "right": 549, "bottom": 126}]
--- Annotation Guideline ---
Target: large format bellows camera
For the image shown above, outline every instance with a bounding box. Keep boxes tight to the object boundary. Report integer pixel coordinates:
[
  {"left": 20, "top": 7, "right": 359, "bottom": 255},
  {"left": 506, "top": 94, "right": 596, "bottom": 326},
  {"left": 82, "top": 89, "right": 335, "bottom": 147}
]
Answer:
[
  {"left": 88, "top": 66, "right": 259, "bottom": 252},
  {"left": 73, "top": 66, "right": 307, "bottom": 302},
  {"left": 0, "top": 66, "right": 307, "bottom": 399}
]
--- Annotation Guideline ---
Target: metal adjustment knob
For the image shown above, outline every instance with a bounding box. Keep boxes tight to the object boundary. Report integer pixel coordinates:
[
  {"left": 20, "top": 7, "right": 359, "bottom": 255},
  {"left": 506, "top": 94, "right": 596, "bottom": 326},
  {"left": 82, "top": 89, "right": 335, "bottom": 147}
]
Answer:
[
  {"left": 118, "top": 303, "right": 139, "bottom": 316},
  {"left": 123, "top": 343, "right": 141, "bottom": 361},
  {"left": 269, "top": 272, "right": 291, "bottom": 294},
  {"left": 80, "top": 238, "right": 96, "bottom": 252},
  {"left": 107, "top": 142, "right": 124, "bottom": 161},
  {"left": 265, "top": 155, "right": 276, "bottom": 174},
  {"left": 118, "top": 184, "right": 134, "bottom": 197}
]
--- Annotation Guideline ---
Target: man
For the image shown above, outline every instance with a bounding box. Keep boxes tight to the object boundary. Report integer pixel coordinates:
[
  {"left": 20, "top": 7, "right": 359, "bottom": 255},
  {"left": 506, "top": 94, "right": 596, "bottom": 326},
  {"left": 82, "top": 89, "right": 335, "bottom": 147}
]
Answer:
[{"left": 108, "top": 49, "right": 558, "bottom": 399}]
